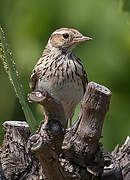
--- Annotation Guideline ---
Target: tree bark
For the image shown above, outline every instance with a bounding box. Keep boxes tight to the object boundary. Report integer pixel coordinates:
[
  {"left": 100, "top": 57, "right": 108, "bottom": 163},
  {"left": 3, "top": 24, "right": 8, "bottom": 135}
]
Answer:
[
  {"left": 0, "top": 82, "right": 129, "bottom": 180},
  {"left": 0, "top": 121, "right": 43, "bottom": 180}
]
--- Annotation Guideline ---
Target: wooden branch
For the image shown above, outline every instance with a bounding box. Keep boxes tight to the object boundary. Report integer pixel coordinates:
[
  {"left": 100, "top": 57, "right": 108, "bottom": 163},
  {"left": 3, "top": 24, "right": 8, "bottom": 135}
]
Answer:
[
  {"left": 0, "top": 121, "right": 43, "bottom": 180},
  {"left": 28, "top": 90, "right": 66, "bottom": 128},
  {"left": 28, "top": 90, "right": 67, "bottom": 180},
  {"left": 63, "top": 82, "right": 111, "bottom": 166},
  {"left": 110, "top": 136, "right": 130, "bottom": 180},
  {"left": 0, "top": 82, "right": 129, "bottom": 180},
  {"left": 28, "top": 82, "right": 111, "bottom": 179}
]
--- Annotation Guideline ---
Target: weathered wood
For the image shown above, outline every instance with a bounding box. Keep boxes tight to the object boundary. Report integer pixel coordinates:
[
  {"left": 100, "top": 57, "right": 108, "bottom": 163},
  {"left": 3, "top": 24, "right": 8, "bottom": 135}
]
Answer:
[
  {"left": 111, "top": 136, "right": 130, "bottom": 180},
  {"left": 63, "top": 82, "right": 111, "bottom": 169},
  {"left": 28, "top": 90, "right": 66, "bottom": 128},
  {"left": 28, "top": 82, "right": 111, "bottom": 179},
  {"left": 100, "top": 136, "right": 130, "bottom": 180},
  {"left": 28, "top": 90, "right": 67, "bottom": 180},
  {"left": 0, "top": 121, "right": 43, "bottom": 180},
  {"left": 0, "top": 82, "right": 129, "bottom": 180}
]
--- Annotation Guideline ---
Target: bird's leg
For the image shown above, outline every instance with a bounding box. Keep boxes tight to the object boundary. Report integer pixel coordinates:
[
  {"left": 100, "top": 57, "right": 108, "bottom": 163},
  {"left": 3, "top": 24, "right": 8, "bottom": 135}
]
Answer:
[
  {"left": 66, "top": 118, "right": 72, "bottom": 129},
  {"left": 69, "top": 117, "right": 72, "bottom": 128},
  {"left": 44, "top": 111, "right": 48, "bottom": 121},
  {"left": 65, "top": 119, "right": 69, "bottom": 129}
]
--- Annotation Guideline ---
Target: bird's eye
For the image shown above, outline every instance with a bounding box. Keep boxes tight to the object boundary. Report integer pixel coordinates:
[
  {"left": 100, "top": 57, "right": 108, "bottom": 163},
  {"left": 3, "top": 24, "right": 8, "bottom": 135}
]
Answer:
[{"left": 63, "top": 33, "right": 69, "bottom": 39}]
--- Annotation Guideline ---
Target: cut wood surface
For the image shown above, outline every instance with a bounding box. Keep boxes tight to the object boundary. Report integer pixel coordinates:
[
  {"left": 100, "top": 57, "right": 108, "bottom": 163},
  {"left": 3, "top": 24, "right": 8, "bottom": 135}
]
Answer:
[{"left": 0, "top": 82, "right": 129, "bottom": 180}]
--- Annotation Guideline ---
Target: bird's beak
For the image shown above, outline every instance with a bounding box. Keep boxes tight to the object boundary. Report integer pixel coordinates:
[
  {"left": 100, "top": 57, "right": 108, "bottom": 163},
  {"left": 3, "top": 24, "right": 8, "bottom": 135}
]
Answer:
[{"left": 73, "top": 36, "right": 92, "bottom": 43}]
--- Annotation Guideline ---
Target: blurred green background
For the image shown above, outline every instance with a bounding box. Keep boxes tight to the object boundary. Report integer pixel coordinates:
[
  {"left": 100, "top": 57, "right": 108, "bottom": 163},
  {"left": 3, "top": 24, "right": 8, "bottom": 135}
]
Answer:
[{"left": 0, "top": 0, "right": 130, "bottom": 151}]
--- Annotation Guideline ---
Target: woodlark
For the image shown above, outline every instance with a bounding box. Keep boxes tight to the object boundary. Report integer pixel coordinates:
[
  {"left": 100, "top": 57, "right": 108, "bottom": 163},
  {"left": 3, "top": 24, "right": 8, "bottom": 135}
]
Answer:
[{"left": 30, "top": 28, "right": 92, "bottom": 128}]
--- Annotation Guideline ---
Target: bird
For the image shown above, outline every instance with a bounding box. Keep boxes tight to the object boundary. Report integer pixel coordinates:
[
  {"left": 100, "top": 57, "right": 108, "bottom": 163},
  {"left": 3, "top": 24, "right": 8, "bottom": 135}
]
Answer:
[{"left": 30, "top": 28, "right": 92, "bottom": 128}]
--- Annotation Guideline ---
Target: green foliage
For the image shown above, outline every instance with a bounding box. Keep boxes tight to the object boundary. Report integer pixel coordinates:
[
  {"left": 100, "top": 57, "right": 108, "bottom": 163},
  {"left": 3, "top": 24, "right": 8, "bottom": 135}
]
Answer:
[
  {"left": 0, "top": 26, "right": 38, "bottom": 132},
  {"left": 122, "top": 0, "right": 130, "bottom": 13}
]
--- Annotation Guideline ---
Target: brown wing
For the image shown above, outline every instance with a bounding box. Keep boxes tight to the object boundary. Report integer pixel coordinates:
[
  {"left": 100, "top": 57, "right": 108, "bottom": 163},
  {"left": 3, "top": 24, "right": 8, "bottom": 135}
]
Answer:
[
  {"left": 80, "top": 68, "right": 88, "bottom": 93},
  {"left": 75, "top": 57, "right": 88, "bottom": 93},
  {"left": 29, "top": 47, "right": 51, "bottom": 90}
]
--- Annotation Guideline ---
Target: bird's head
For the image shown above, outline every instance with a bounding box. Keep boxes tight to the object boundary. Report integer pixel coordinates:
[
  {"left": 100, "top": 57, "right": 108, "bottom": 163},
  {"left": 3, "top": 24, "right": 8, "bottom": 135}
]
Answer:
[{"left": 47, "top": 28, "right": 92, "bottom": 53}]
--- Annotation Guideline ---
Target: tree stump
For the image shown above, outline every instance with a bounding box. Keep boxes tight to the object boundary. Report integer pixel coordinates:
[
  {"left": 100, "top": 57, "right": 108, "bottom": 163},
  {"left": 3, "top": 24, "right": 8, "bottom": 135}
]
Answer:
[{"left": 0, "top": 82, "right": 129, "bottom": 180}]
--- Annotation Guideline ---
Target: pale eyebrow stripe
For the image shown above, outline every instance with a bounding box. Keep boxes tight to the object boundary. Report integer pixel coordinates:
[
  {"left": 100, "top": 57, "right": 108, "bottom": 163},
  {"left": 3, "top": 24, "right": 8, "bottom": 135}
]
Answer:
[{"left": 52, "top": 31, "right": 66, "bottom": 35}]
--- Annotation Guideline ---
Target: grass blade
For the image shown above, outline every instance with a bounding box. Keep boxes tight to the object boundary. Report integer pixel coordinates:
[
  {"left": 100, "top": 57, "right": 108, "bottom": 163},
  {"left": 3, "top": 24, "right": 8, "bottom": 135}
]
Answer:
[{"left": 0, "top": 26, "right": 38, "bottom": 132}]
